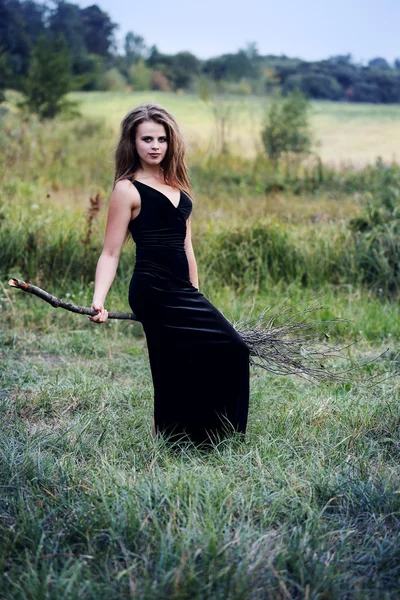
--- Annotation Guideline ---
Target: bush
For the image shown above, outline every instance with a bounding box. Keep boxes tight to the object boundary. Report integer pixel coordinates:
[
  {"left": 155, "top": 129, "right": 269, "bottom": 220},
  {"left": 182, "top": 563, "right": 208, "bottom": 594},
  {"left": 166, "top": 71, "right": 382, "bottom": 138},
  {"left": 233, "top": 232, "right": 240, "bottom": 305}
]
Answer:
[
  {"left": 151, "top": 71, "right": 170, "bottom": 91},
  {"left": 129, "top": 60, "right": 151, "bottom": 91},
  {"left": 99, "top": 68, "right": 127, "bottom": 91},
  {"left": 261, "top": 90, "right": 312, "bottom": 165}
]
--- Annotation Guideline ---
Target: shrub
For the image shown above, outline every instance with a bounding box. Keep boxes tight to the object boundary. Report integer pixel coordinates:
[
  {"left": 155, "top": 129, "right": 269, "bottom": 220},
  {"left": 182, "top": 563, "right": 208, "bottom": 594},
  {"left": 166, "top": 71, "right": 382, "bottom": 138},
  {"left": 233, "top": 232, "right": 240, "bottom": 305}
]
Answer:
[
  {"left": 99, "top": 68, "right": 127, "bottom": 91},
  {"left": 151, "top": 71, "right": 170, "bottom": 92},
  {"left": 129, "top": 60, "right": 151, "bottom": 91},
  {"left": 261, "top": 90, "right": 312, "bottom": 166}
]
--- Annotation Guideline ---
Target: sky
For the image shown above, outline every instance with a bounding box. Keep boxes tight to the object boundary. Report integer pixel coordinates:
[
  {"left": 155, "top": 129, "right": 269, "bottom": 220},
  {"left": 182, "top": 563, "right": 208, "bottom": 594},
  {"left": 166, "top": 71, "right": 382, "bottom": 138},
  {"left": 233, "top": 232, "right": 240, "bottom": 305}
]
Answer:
[{"left": 75, "top": 0, "right": 399, "bottom": 64}]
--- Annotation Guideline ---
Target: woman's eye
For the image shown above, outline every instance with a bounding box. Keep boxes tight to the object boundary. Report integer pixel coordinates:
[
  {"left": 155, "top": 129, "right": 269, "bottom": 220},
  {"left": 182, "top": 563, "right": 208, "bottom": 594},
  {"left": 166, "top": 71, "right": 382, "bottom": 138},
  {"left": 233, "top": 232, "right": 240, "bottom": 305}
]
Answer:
[{"left": 141, "top": 136, "right": 166, "bottom": 142}]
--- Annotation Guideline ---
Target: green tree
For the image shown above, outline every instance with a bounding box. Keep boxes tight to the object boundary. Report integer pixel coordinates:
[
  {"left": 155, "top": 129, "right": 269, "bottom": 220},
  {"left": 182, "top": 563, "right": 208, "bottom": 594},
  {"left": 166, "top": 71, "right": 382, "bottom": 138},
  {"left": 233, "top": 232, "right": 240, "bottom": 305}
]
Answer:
[
  {"left": 19, "top": 33, "right": 79, "bottom": 119},
  {"left": 80, "top": 4, "right": 117, "bottom": 56},
  {"left": 0, "top": 47, "right": 11, "bottom": 102},
  {"left": 146, "top": 47, "right": 200, "bottom": 91},
  {"left": 124, "top": 31, "right": 147, "bottom": 63},
  {"left": 47, "top": 1, "right": 87, "bottom": 75},
  {"left": 0, "top": 0, "right": 43, "bottom": 84},
  {"left": 170, "top": 51, "right": 201, "bottom": 89},
  {"left": 283, "top": 72, "right": 343, "bottom": 100},
  {"left": 72, "top": 53, "right": 105, "bottom": 90},
  {"left": 261, "top": 90, "right": 312, "bottom": 166},
  {"left": 368, "top": 57, "right": 392, "bottom": 71},
  {"left": 204, "top": 50, "right": 257, "bottom": 82},
  {"left": 129, "top": 59, "right": 151, "bottom": 90}
]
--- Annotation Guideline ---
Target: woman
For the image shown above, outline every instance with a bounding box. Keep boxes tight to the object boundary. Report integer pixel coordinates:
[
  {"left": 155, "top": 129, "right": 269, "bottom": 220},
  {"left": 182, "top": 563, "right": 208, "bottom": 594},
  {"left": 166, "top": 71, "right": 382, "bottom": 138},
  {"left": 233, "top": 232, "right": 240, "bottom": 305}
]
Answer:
[{"left": 89, "top": 103, "right": 250, "bottom": 445}]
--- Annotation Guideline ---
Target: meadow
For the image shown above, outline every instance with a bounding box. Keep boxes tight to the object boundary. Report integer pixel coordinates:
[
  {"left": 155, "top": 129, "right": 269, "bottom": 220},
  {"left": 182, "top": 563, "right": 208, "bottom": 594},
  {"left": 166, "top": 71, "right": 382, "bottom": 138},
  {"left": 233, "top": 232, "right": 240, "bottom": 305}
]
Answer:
[
  {"left": 0, "top": 92, "right": 399, "bottom": 599},
  {"left": 74, "top": 91, "right": 400, "bottom": 166}
]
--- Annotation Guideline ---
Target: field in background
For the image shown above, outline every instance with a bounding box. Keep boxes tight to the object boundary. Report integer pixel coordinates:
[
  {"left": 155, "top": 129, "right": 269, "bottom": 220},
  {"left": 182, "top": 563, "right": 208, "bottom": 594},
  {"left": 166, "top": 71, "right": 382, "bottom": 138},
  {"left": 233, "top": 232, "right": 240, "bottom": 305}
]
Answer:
[
  {"left": 1, "top": 92, "right": 399, "bottom": 598},
  {"left": 73, "top": 91, "right": 400, "bottom": 165}
]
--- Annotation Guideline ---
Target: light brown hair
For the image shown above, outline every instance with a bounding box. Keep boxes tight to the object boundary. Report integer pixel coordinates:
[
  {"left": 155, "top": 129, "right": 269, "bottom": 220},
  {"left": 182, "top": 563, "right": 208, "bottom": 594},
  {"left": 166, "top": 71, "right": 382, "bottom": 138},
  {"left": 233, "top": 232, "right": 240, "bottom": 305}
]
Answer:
[{"left": 113, "top": 103, "right": 192, "bottom": 198}]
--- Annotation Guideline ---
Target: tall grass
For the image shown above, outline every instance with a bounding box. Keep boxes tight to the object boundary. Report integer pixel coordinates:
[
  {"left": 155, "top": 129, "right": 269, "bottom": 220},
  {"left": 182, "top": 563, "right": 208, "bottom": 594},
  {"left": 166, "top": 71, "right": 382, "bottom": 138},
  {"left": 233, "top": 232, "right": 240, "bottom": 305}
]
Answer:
[
  {"left": 1, "top": 102, "right": 400, "bottom": 599},
  {"left": 1, "top": 295, "right": 399, "bottom": 599},
  {"left": 2, "top": 206, "right": 399, "bottom": 298},
  {"left": 2, "top": 112, "right": 400, "bottom": 297},
  {"left": 0, "top": 111, "right": 114, "bottom": 191}
]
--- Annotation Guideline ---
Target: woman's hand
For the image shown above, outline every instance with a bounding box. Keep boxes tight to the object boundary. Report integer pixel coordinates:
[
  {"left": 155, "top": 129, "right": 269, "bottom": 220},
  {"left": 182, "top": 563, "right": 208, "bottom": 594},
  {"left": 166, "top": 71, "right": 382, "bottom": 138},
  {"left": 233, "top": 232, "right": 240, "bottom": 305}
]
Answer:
[{"left": 88, "top": 301, "right": 109, "bottom": 323}]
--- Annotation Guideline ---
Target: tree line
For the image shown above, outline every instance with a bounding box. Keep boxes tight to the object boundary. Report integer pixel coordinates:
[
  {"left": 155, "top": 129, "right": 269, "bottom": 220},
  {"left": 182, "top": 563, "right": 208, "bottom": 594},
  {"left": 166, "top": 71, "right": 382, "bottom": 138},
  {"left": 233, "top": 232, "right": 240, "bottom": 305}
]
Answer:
[{"left": 2, "top": 0, "right": 400, "bottom": 104}]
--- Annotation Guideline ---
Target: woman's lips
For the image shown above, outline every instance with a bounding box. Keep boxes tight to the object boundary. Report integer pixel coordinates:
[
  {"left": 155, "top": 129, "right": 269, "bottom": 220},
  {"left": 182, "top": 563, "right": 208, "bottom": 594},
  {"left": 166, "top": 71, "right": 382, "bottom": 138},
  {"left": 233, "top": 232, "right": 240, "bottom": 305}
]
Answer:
[{"left": 149, "top": 153, "right": 160, "bottom": 157}]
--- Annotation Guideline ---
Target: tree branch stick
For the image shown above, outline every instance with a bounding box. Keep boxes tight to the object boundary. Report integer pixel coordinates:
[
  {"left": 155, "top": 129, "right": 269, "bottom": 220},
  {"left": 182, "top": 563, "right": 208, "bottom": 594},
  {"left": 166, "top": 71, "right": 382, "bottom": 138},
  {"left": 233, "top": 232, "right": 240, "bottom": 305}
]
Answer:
[{"left": 8, "top": 278, "right": 138, "bottom": 321}]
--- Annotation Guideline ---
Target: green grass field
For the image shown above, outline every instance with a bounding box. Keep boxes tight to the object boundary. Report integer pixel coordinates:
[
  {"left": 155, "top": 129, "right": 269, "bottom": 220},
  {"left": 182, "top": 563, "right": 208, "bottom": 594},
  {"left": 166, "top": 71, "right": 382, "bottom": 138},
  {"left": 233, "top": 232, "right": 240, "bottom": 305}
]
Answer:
[
  {"left": 1, "top": 92, "right": 399, "bottom": 598},
  {"left": 1, "top": 286, "right": 399, "bottom": 598},
  {"left": 6, "top": 89, "right": 400, "bottom": 164},
  {"left": 72, "top": 91, "right": 400, "bottom": 165}
]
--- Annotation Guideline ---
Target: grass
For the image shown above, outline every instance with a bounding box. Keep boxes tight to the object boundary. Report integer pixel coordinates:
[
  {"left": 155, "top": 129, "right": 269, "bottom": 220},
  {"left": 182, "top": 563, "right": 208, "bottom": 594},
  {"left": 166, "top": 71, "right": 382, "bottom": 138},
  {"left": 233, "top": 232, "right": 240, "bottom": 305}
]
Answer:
[
  {"left": 3, "top": 206, "right": 400, "bottom": 298},
  {"left": 1, "top": 285, "right": 399, "bottom": 599},
  {"left": 5, "top": 89, "right": 400, "bottom": 165},
  {"left": 70, "top": 91, "right": 400, "bottom": 165},
  {"left": 1, "top": 92, "right": 400, "bottom": 597}
]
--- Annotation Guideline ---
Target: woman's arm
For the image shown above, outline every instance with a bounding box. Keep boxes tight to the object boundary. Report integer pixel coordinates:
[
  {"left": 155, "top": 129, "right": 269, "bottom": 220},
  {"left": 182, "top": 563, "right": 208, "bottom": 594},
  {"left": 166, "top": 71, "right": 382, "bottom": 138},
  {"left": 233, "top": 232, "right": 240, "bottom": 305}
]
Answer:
[
  {"left": 89, "top": 180, "right": 139, "bottom": 323},
  {"left": 184, "top": 215, "right": 199, "bottom": 290}
]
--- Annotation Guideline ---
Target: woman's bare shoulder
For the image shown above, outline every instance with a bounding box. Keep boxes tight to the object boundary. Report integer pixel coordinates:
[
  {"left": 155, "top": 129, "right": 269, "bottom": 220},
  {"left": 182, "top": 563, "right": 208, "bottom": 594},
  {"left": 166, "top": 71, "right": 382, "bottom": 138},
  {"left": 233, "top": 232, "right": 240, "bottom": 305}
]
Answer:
[{"left": 112, "top": 178, "right": 140, "bottom": 208}]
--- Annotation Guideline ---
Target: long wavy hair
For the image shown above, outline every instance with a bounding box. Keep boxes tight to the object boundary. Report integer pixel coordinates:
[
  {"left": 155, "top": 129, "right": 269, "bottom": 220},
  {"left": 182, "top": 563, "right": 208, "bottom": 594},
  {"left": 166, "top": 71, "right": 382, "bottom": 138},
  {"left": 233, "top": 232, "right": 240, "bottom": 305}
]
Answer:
[{"left": 113, "top": 103, "right": 192, "bottom": 198}]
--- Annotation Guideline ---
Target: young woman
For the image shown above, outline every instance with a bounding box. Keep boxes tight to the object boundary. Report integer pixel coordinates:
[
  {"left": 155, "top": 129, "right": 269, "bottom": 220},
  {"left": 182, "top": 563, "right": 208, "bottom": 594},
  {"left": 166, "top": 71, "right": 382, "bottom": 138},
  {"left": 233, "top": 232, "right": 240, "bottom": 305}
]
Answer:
[{"left": 89, "top": 103, "right": 250, "bottom": 445}]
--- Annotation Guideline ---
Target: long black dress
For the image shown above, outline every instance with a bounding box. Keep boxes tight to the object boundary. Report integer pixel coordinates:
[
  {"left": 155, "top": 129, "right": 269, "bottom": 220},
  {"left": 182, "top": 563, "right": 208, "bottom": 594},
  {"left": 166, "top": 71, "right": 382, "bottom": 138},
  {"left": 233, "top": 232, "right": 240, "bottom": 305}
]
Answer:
[{"left": 127, "top": 179, "right": 250, "bottom": 445}]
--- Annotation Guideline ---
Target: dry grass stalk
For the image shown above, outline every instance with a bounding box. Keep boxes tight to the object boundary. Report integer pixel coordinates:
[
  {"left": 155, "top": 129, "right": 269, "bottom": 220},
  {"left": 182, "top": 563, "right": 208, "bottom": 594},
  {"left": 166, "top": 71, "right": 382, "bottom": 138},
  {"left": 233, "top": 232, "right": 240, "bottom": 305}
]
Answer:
[{"left": 82, "top": 193, "right": 102, "bottom": 246}]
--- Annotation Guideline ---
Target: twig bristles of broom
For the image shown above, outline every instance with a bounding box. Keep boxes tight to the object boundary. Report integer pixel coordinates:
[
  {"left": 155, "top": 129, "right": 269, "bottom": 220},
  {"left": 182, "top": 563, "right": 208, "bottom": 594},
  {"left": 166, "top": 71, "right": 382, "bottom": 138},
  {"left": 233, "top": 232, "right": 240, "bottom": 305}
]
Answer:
[
  {"left": 232, "top": 294, "right": 389, "bottom": 384},
  {"left": 233, "top": 295, "right": 351, "bottom": 379},
  {"left": 8, "top": 278, "right": 386, "bottom": 384}
]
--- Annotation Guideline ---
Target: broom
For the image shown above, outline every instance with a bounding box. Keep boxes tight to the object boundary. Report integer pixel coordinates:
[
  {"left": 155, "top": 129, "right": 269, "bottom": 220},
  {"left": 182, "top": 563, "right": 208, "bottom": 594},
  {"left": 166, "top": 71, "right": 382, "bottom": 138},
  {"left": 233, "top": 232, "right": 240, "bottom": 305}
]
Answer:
[{"left": 8, "top": 278, "right": 382, "bottom": 384}]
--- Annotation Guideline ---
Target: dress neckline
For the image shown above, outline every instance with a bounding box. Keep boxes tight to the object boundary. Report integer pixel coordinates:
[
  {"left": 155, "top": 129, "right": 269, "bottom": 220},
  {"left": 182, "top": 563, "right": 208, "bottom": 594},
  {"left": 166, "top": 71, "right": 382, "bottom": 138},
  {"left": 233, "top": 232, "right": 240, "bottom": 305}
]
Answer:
[{"left": 133, "top": 179, "right": 182, "bottom": 210}]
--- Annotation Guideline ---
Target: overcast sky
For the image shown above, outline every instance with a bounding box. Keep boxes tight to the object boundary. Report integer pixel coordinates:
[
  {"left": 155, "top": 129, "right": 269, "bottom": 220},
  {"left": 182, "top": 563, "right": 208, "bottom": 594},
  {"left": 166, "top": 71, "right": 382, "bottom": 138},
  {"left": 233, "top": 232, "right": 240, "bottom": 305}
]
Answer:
[{"left": 75, "top": 0, "right": 399, "bottom": 64}]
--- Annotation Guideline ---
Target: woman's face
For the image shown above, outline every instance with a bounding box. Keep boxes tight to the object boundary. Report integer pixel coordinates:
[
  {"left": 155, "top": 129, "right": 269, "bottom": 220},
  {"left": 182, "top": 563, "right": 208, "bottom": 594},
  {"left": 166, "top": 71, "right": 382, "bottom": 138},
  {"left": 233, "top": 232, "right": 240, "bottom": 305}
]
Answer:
[{"left": 135, "top": 120, "right": 168, "bottom": 168}]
